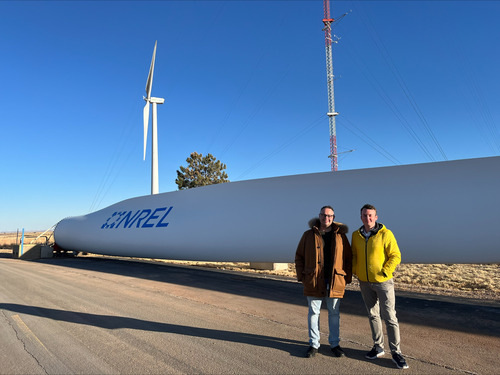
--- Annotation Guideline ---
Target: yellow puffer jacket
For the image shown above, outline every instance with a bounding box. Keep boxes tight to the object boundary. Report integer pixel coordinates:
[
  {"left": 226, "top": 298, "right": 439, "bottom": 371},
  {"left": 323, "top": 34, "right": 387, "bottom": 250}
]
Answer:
[{"left": 351, "top": 223, "right": 401, "bottom": 283}]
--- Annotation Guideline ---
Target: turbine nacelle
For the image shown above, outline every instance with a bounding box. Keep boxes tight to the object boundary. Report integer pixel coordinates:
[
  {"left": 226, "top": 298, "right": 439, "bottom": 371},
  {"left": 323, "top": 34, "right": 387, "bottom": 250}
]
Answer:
[{"left": 147, "top": 97, "right": 165, "bottom": 104}]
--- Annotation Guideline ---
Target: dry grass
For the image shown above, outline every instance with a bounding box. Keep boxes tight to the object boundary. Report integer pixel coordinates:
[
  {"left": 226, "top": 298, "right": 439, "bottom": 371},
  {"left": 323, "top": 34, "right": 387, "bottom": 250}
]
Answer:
[
  {"left": 0, "top": 231, "right": 52, "bottom": 247},
  {"left": 2, "top": 232, "right": 498, "bottom": 303},
  {"left": 158, "top": 260, "right": 500, "bottom": 303},
  {"left": 393, "top": 263, "right": 500, "bottom": 301}
]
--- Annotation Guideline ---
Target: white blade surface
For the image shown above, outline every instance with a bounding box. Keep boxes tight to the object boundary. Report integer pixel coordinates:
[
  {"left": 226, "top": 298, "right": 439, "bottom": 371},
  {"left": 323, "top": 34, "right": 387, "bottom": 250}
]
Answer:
[
  {"left": 54, "top": 156, "right": 500, "bottom": 263},
  {"left": 145, "top": 41, "right": 157, "bottom": 99}
]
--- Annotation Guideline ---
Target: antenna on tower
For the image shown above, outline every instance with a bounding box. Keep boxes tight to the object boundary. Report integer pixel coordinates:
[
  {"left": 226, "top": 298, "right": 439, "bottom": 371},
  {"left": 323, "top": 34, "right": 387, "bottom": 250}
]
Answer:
[
  {"left": 322, "top": 1, "right": 348, "bottom": 172},
  {"left": 143, "top": 41, "right": 165, "bottom": 195}
]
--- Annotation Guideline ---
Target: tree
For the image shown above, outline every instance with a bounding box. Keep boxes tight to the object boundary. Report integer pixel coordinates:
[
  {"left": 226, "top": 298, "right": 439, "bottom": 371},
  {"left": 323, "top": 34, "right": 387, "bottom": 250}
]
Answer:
[{"left": 175, "top": 152, "right": 229, "bottom": 190}]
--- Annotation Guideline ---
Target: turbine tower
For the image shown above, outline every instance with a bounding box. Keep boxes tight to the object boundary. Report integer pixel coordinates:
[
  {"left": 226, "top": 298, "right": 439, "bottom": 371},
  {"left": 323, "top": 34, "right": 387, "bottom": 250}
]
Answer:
[
  {"left": 143, "top": 41, "right": 164, "bottom": 195},
  {"left": 323, "top": 0, "right": 339, "bottom": 172}
]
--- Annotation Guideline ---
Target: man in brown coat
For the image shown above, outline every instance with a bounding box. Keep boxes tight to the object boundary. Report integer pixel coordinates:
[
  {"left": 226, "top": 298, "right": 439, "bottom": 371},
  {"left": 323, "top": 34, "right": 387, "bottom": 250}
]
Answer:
[{"left": 295, "top": 205, "right": 352, "bottom": 358}]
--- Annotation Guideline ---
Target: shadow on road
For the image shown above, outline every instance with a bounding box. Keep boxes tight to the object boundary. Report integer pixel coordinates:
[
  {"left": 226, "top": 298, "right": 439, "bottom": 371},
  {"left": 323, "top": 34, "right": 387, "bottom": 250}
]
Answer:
[
  {"left": 31, "top": 256, "right": 500, "bottom": 338},
  {"left": 0, "top": 302, "right": 306, "bottom": 357}
]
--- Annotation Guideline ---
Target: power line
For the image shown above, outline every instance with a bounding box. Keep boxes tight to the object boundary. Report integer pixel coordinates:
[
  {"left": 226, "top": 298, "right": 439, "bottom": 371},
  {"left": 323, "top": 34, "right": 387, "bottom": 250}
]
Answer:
[
  {"left": 88, "top": 105, "right": 137, "bottom": 212},
  {"left": 345, "top": 42, "right": 436, "bottom": 161},
  {"left": 339, "top": 117, "right": 401, "bottom": 165},
  {"left": 457, "top": 49, "right": 500, "bottom": 154},
  {"left": 219, "top": 68, "right": 290, "bottom": 158},
  {"left": 354, "top": 3, "right": 448, "bottom": 161},
  {"left": 236, "top": 113, "right": 325, "bottom": 180}
]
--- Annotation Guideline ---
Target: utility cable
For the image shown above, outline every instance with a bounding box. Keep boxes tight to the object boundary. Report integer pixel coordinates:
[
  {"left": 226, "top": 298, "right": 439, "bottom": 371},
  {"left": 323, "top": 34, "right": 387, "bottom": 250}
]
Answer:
[
  {"left": 339, "top": 116, "right": 401, "bottom": 165},
  {"left": 220, "top": 67, "right": 290, "bottom": 158},
  {"left": 88, "top": 105, "right": 137, "bottom": 212},
  {"left": 236, "top": 113, "right": 325, "bottom": 180},
  {"left": 353, "top": 3, "right": 448, "bottom": 161}
]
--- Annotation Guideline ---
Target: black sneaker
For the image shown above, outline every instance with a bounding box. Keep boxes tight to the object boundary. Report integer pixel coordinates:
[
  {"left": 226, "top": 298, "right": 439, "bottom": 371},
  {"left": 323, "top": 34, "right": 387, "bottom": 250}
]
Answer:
[
  {"left": 331, "top": 345, "right": 345, "bottom": 357},
  {"left": 392, "top": 352, "right": 409, "bottom": 369},
  {"left": 365, "top": 346, "right": 385, "bottom": 359},
  {"left": 306, "top": 346, "right": 318, "bottom": 358}
]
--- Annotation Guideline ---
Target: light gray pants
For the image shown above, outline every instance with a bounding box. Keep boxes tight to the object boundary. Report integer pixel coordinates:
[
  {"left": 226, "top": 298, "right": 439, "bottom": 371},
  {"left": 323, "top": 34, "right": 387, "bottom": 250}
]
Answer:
[{"left": 359, "top": 279, "right": 401, "bottom": 353}]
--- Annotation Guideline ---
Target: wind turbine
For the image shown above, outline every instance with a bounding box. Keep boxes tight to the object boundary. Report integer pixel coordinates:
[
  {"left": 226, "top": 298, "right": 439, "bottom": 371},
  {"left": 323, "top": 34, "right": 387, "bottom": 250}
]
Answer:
[{"left": 143, "top": 41, "right": 164, "bottom": 195}]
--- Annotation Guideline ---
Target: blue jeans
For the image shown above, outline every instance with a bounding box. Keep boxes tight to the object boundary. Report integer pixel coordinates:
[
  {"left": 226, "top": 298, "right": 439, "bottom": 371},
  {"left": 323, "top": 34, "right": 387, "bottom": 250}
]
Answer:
[{"left": 307, "top": 296, "right": 341, "bottom": 349}]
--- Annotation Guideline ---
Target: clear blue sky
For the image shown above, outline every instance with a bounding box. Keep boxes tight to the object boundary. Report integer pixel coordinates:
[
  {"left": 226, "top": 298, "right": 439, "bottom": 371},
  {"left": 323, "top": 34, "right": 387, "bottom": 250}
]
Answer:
[{"left": 1, "top": 1, "right": 499, "bottom": 232}]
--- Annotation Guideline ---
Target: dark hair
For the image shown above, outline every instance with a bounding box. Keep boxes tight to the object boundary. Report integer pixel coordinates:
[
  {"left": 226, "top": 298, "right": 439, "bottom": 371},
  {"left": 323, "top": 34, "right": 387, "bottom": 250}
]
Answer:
[
  {"left": 360, "top": 203, "right": 377, "bottom": 214},
  {"left": 320, "top": 205, "right": 334, "bottom": 213}
]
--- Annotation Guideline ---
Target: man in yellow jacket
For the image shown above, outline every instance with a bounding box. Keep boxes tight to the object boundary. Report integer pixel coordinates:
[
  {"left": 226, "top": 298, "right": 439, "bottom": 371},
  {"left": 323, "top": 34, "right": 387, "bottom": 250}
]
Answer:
[{"left": 351, "top": 204, "right": 409, "bottom": 369}]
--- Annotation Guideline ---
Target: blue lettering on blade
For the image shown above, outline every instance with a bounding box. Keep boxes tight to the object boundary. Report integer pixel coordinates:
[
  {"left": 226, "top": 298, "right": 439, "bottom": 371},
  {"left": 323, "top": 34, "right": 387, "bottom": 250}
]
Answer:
[{"left": 101, "top": 206, "right": 173, "bottom": 229}]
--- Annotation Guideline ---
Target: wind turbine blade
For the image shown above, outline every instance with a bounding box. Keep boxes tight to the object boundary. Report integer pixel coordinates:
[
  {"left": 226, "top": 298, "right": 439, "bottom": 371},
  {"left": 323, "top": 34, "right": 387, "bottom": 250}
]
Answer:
[
  {"left": 143, "top": 102, "right": 150, "bottom": 160},
  {"left": 145, "top": 41, "right": 157, "bottom": 99}
]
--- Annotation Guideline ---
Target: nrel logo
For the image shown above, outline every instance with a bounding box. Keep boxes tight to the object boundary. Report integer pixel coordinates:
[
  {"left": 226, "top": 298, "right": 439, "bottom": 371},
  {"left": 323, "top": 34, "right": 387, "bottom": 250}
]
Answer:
[{"left": 101, "top": 206, "right": 173, "bottom": 229}]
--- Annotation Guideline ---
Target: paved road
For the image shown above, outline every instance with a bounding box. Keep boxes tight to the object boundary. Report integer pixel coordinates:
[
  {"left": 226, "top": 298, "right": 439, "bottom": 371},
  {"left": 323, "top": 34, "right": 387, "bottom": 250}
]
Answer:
[{"left": 0, "top": 254, "right": 498, "bottom": 374}]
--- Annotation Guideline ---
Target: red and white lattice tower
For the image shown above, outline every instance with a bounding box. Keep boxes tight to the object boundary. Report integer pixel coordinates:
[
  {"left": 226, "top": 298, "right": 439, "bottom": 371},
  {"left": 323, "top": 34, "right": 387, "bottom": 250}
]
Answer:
[{"left": 323, "top": 0, "right": 339, "bottom": 171}]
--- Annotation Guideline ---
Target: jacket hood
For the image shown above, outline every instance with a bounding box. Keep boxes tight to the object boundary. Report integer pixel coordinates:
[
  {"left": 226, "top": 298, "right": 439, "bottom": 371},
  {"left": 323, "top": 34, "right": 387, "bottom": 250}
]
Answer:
[
  {"left": 358, "top": 222, "right": 384, "bottom": 235},
  {"left": 308, "top": 217, "right": 349, "bottom": 234}
]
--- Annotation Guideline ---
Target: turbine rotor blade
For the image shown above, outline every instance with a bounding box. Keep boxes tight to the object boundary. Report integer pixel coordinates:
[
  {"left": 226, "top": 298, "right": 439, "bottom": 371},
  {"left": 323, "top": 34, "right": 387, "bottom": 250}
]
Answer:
[
  {"left": 143, "top": 102, "right": 150, "bottom": 160},
  {"left": 145, "top": 41, "right": 157, "bottom": 100}
]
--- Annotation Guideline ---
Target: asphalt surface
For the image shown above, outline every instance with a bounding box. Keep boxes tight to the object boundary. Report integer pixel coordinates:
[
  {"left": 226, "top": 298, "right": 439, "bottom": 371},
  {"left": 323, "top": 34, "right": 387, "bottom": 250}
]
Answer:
[{"left": 0, "top": 254, "right": 498, "bottom": 374}]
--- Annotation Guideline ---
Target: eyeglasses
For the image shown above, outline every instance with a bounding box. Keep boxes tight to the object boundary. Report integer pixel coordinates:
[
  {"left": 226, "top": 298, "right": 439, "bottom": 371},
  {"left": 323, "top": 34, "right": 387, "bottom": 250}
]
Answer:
[{"left": 320, "top": 214, "right": 334, "bottom": 218}]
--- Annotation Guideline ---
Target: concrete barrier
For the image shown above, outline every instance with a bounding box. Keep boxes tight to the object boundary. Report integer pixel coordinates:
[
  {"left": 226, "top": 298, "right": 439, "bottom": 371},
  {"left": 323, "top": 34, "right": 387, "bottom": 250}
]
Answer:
[
  {"left": 249, "top": 262, "right": 289, "bottom": 271},
  {"left": 12, "top": 245, "right": 53, "bottom": 260}
]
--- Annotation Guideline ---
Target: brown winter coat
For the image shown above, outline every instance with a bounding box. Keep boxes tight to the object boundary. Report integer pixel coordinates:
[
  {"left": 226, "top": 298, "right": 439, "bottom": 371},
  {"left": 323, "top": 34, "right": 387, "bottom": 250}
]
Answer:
[{"left": 295, "top": 219, "right": 352, "bottom": 298}]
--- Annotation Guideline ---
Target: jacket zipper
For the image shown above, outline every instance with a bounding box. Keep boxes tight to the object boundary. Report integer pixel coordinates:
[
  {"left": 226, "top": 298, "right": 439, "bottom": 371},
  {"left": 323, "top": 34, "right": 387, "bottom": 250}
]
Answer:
[{"left": 364, "top": 235, "right": 370, "bottom": 283}]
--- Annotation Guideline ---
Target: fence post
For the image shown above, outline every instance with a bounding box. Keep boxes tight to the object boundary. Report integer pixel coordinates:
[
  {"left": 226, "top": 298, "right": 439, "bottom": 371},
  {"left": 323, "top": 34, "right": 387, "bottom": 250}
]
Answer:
[{"left": 20, "top": 228, "right": 25, "bottom": 256}]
